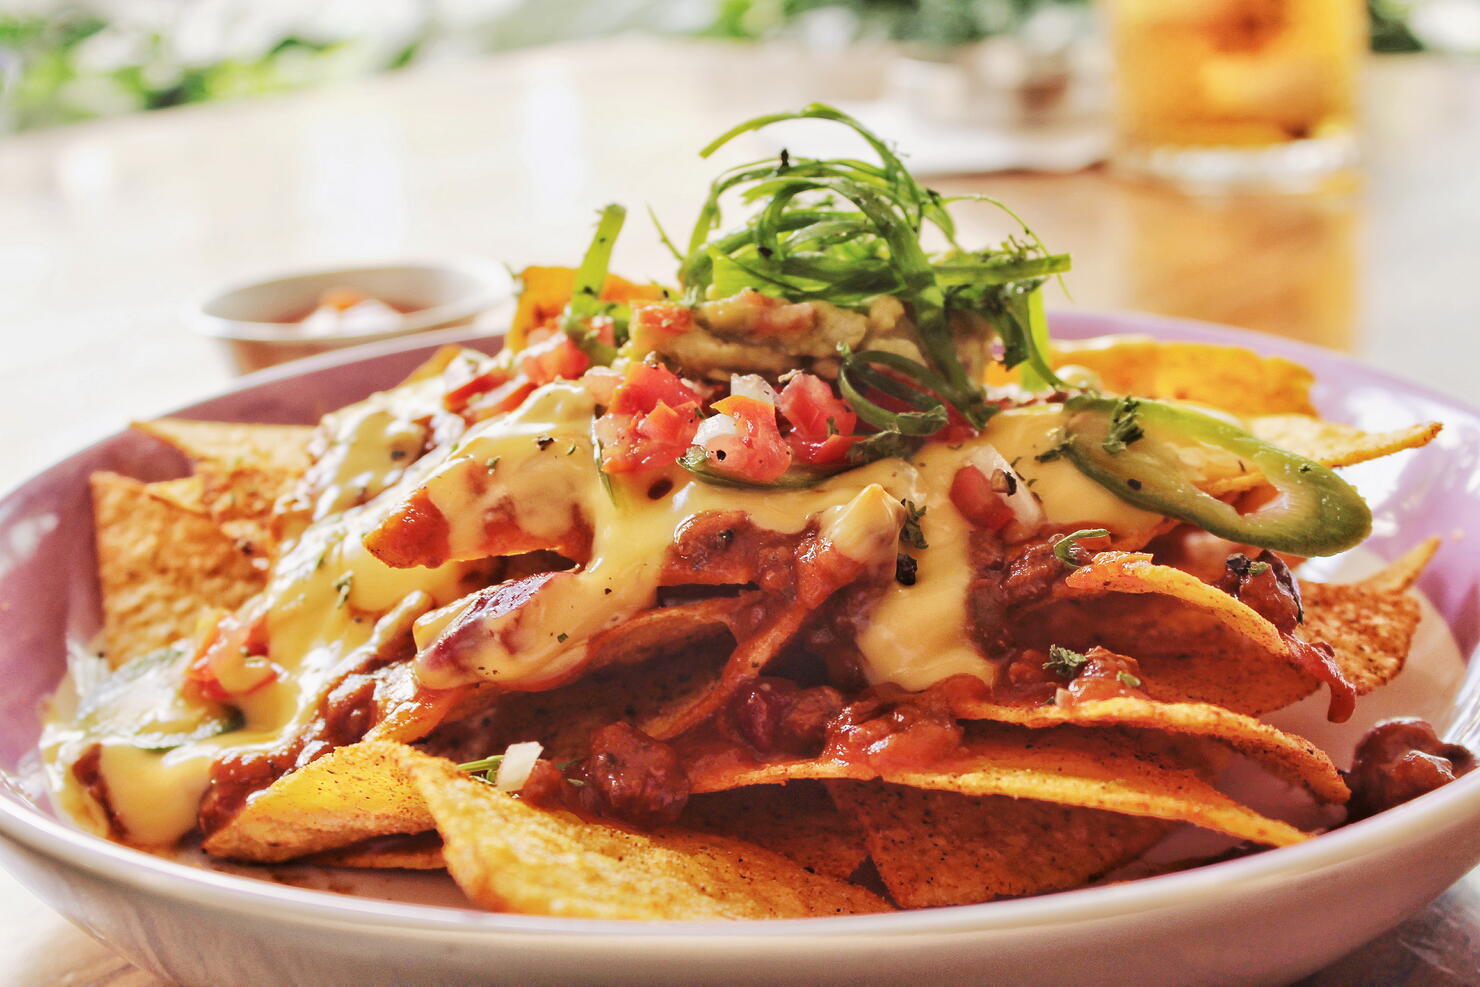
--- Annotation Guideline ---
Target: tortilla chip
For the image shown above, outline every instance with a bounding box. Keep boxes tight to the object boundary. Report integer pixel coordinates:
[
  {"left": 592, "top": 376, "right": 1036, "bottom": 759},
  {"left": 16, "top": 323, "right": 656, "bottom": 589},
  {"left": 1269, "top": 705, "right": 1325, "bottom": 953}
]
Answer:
[
  {"left": 1016, "top": 594, "right": 1316, "bottom": 716},
  {"left": 304, "top": 831, "right": 445, "bottom": 870},
  {"left": 1360, "top": 538, "right": 1440, "bottom": 595},
  {"left": 1300, "top": 579, "right": 1421, "bottom": 695},
  {"left": 192, "top": 462, "right": 297, "bottom": 561},
  {"left": 1207, "top": 417, "right": 1442, "bottom": 495},
  {"left": 681, "top": 782, "right": 868, "bottom": 880},
  {"left": 400, "top": 345, "right": 472, "bottom": 385},
  {"left": 202, "top": 742, "right": 433, "bottom": 862},
  {"left": 91, "top": 471, "right": 265, "bottom": 667},
  {"left": 144, "top": 475, "right": 207, "bottom": 514},
  {"left": 420, "top": 637, "right": 734, "bottom": 765},
  {"left": 1026, "top": 336, "right": 1318, "bottom": 416},
  {"left": 828, "top": 783, "right": 1169, "bottom": 906},
  {"left": 1045, "top": 551, "right": 1321, "bottom": 712},
  {"left": 1066, "top": 552, "right": 1289, "bottom": 658},
  {"left": 133, "top": 418, "right": 312, "bottom": 474},
  {"left": 641, "top": 600, "right": 811, "bottom": 741},
  {"left": 508, "top": 266, "right": 667, "bottom": 352},
  {"left": 690, "top": 724, "right": 1310, "bottom": 848},
  {"left": 402, "top": 751, "right": 890, "bottom": 919},
  {"left": 951, "top": 695, "right": 1347, "bottom": 803}
]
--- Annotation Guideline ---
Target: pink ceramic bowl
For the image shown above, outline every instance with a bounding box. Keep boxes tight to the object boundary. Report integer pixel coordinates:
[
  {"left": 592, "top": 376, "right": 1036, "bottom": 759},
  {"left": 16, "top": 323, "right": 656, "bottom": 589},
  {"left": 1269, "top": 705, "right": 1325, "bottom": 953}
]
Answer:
[{"left": 0, "top": 312, "right": 1476, "bottom": 985}]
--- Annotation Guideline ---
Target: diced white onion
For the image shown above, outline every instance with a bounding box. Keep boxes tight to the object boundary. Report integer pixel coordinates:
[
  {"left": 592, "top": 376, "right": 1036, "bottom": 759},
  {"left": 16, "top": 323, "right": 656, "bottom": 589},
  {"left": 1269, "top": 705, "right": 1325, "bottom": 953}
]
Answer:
[
  {"left": 495, "top": 741, "right": 544, "bottom": 793},
  {"left": 967, "top": 444, "right": 1045, "bottom": 531},
  {"left": 729, "top": 373, "right": 779, "bottom": 406},
  {"left": 694, "top": 413, "right": 738, "bottom": 447}
]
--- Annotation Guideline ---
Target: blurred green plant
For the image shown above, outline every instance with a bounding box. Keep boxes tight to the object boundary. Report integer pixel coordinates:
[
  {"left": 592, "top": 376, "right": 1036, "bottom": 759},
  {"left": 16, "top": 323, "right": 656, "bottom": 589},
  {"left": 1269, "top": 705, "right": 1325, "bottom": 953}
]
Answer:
[
  {"left": 0, "top": 9, "right": 423, "bottom": 132},
  {"left": 696, "top": 0, "right": 1078, "bottom": 45},
  {"left": 0, "top": 0, "right": 1438, "bottom": 134}
]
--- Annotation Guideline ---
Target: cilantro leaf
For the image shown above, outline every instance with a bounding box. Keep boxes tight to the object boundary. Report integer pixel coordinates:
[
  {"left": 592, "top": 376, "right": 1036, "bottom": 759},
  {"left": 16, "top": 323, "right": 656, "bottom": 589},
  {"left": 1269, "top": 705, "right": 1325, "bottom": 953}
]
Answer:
[{"left": 1043, "top": 644, "right": 1089, "bottom": 679}]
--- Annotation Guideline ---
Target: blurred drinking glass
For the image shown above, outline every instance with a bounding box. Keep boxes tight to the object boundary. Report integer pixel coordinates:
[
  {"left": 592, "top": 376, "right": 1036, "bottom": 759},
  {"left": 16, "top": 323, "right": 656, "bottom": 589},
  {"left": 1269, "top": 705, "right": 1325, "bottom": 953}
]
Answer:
[{"left": 1105, "top": 0, "right": 1367, "bottom": 191}]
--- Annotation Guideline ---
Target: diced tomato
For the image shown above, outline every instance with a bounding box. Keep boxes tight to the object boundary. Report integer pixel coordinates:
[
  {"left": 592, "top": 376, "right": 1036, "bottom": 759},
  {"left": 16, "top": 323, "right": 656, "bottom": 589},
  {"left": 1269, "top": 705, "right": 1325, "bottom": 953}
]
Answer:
[
  {"left": 597, "top": 363, "right": 705, "bottom": 474},
  {"left": 187, "top": 610, "right": 276, "bottom": 702},
  {"left": 609, "top": 362, "right": 705, "bottom": 416},
  {"left": 631, "top": 301, "right": 694, "bottom": 337},
  {"left": 949, "top": 465, "right": 1016, "bottom": 532},
  {"left": 778, "top": 373, "right": 858, "bottom": 466},
  {"left": 517, "top": 330, "right": 590, "bottom": 385},
  {"left": 704, "top": 395, "right": 792, "bottom": 482}
]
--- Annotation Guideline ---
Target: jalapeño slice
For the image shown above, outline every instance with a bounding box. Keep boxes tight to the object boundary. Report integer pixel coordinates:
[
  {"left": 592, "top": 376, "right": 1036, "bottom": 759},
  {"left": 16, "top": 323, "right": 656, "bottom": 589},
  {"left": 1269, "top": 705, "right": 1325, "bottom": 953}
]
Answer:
[{"left": 1061, "top": 395, "right": 1371, "bottom": 557}]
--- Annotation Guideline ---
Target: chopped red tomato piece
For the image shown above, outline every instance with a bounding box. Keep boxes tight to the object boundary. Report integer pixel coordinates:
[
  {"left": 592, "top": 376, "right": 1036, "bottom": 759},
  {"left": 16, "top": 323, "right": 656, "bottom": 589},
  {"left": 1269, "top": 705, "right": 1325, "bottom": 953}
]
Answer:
[
  {"left": 187, "top": 609, "right": 276, "bottom": 702},
  {"left": 517, "top": 330, "right": 590, "bottom": 385},
  {"left": 704, "top": 394, "right": 792, "bottom": 482},
  {"left": 610, "top": 362, "right": 705, "bottom": 415},
  {"left": 597, "top": 363, "right": 705, "bottom": 474},
  {"left": 949, "top": 465, "right": 1015, "bottom": 532},
  {"left": 778, "top": 373, "right": 857, "bottom": 465},
  {"left": 631, "top": 301, "right": 694, "bottom": 337}
]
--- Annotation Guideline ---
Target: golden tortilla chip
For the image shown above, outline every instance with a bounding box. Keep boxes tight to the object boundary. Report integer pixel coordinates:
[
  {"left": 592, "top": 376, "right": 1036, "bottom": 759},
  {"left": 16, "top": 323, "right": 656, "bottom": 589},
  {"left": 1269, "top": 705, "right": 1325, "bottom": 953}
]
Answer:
[
  {"left": 1360, "top": 538, "right": 1439, "bottom": 595},
  {"left": 402, "top": 750, "right": 890, "bottom": 919},
  {"left": 91, "top": 471, "right": 265, "bottom": 667},
  {"left": 1207, "top": 417, "right": 1442, "bottom": 495},
  {"left": 828, "top": 783, "right": 1169, "bottom": 906},
  {"left": 202, "top": 742, "right": 433, "bottom": 863},
  {"left": 1300, "top": 579, "right": 1421, "bottom": 695},
  {"left": 144, "top": 475, "right": 207, "bottom": 514},
  {"left": 997, "top": 336, "right": 1318, "bottom": 416},
  {"left": 1017, "top": 593, "right": 1318, "bottom": 717},
  {"left": 193, "top": 462, "right": 297, "bottom": 561},
  {"left": 133, "top": 418, "right": 312, "bottom": 474},
  {"left": 304, "top": 832, "right": 445, "bottom": 870},
  {"left": 1065, "top": 552, "right": 1289, "bottom": 657},
  {"left": 400, "top": 345, "right": 473, "bottom": 385},
  {"left": 1047, "top": 551, "right": 1318, "bottom": 713},
  {"left": 681, "top": 782, "right": 868, "bottom": 881},
  {"left": 508, "top": 266, "right": 667, "bottom": 352},
  {"left": 1040, "top": 550, "right": 1426, "bottom": 711},
  {"left": 422, "top": 638, "right": 734, "bottom": 765},
  {"left": 951, "top": 695, "right": 1347, "bottom": 803},
  {"left": 690, "top": 724, "right": 1310, "bottom": 848}
]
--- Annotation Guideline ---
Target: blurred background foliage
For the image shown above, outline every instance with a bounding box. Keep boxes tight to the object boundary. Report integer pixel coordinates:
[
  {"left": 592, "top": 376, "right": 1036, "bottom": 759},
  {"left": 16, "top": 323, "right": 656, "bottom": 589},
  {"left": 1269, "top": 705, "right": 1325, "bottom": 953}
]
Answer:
[{"left": 1, "top": 0, "right": 1473, "bottom": 132}]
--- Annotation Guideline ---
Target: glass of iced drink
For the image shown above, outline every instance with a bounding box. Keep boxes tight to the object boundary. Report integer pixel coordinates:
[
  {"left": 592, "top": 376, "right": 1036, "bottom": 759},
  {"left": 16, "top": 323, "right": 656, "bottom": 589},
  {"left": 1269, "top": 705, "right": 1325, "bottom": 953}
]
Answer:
[{"left": 1106, "top": 0, "right": 1366, "bottom": 190}]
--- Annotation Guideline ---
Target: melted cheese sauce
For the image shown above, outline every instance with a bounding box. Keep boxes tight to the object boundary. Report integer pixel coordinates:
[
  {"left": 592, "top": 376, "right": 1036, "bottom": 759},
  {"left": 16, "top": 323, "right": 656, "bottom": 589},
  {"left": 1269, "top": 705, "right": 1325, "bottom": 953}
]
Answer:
[
  {"left": 854, "top": 406, "right": 1166, "bottom": 690},
  {"left": 412, "top": 383, "right": 922, "bottom": 690},
  {"left": 43, "top": 386, "right": 483, "bottom": 847},
  {"left": 43, "top": 378, "right": 1226, "bottom": 848}
]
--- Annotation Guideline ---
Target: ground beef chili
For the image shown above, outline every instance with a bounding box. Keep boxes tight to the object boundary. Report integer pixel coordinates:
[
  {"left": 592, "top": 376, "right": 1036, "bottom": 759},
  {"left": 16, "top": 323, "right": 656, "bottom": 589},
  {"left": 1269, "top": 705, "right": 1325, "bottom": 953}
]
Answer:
[
  {"left": 1215, "top": 550, "right": 1357, "bottom": 723},
  {"left": 722, "top": 677, "right": 844, "bottom": 757},
  {"left": 994, "top": 649, "right": 1060, "bottom": 706},
  {"left": 822, "top": 686, "right": 964, "bottom": 772},
  {"left": 558, "top": 722, "right": 690, "bottom": 827},
  {"left": 1055, "top": 647, "right": 1150, "bottom": 706},
  {"left": 967, "top": 531, "right": 1065, "bottom": 658},
  {"left": 1345, "top": 717, "right": 1476, "bottom": 820},
  {"left": 198, "top": 740, "right": 308, "bottom": 836},
  {"left": 1216, "top": 551, "right": 1303, "bottom": 632}
]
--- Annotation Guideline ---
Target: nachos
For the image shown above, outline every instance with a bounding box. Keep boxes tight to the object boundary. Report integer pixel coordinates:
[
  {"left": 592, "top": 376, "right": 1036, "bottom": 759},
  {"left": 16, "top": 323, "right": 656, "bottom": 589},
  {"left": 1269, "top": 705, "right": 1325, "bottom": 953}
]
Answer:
[{"left": 43, "top": 106, "right": 1465, "bottom": 918}]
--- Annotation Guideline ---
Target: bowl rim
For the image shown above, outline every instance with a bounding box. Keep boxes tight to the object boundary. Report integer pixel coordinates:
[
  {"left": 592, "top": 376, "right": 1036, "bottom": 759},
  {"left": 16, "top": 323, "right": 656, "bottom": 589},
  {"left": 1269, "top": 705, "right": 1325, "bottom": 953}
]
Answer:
[
  {"left": 3, "top": 308, "right": 1478, "bottom": 940},
  {"left": 186, "top": 259, "right": 510, "bottom": 343}
]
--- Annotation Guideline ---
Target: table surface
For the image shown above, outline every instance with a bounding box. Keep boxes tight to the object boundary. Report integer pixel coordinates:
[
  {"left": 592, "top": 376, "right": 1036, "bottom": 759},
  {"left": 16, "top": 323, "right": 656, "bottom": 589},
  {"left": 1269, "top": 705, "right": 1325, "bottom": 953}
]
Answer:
[{"left": 2, "top": 38, "right": 1478, "bottom": 986}]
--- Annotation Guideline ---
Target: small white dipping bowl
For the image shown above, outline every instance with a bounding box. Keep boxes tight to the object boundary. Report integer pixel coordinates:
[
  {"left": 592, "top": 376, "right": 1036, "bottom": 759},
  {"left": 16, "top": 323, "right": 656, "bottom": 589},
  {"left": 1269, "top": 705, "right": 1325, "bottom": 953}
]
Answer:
[{"left": 189, "top": 261, "right": 508, "bottom": 373}]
